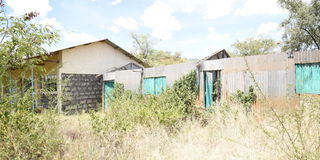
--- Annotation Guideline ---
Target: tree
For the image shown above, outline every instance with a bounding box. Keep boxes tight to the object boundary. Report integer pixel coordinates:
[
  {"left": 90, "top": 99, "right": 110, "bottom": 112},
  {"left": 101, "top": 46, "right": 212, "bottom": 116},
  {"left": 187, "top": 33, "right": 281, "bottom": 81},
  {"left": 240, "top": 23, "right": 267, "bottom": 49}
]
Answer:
[
  {"left": 231, "top": 37, "right": 278, "bottom": 56},
  {"left": 147, "top": 50, "right": 187, "bottom": 67},
  {"left": 278, "top": 0, "right": 320, "bottom": 52},
  {"left": 0, "top": 3, "right": 62, "bottom": 159},
  {"left": 0, "top": 3, "right": 59, "bottom": 80},
  {"left": 130, "top": 32, "right": 155, "bottom": 60},
  {"left": 130, "top": 32, "right": 187, "bottom": 66},
  {"left": 0, "top": 2, "right": 59, "bottom": 99}
]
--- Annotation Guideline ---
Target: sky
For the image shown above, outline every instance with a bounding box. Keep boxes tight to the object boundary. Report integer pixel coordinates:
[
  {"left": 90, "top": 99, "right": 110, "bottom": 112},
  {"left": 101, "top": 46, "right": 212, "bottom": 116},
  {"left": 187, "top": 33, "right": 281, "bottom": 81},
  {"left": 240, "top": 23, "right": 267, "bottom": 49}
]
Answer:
[{"left": 4, "top": 0, "right": 300, "bottom": 59}]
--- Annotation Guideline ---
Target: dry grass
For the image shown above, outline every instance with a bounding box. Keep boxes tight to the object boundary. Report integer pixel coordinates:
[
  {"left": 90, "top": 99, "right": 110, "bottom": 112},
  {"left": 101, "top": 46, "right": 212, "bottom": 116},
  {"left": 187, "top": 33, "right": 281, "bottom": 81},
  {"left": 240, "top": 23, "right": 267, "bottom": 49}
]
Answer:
[
  {"left": 57, "top": 97, "right": 320, "bottom": 160},
  {"left": 58, "top": 114, "right": 103, "bottom": 160}
]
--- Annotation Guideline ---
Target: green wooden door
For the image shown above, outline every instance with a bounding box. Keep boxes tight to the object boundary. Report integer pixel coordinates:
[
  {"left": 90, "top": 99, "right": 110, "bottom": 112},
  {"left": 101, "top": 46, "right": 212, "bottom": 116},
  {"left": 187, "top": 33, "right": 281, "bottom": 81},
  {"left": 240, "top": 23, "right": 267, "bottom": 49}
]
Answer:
[
  {"left": 155, "top": 77, "right": 166, "bottom": 94},
  {"left": 143, "top": 77, "right": 166, "bottom": 95},
  {"left": 104, "top": 80, "right": 114, "bottom": 111},
  {"left": 143, "top": 78, "right": 155, "bottom": 94},
  {"left": 204, "top": 72, "right": 213, "bottom": 108},
  {"left": 296, "top": 63, "right": 320, "bottom": 94}
]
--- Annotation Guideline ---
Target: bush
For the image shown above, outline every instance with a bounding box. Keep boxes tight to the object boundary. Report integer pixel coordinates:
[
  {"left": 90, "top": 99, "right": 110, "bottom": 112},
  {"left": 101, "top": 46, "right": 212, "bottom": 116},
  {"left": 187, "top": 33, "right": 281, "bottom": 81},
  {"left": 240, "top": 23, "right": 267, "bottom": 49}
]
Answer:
[
  {"left": 0, "top": 90, "right": 63, "bottom": 160},
  {"left": 90, "top": 71, "right": 199, "bottom": 134},
  {"left": 231, "top": 86, "right": 256, "bottom": 112}
]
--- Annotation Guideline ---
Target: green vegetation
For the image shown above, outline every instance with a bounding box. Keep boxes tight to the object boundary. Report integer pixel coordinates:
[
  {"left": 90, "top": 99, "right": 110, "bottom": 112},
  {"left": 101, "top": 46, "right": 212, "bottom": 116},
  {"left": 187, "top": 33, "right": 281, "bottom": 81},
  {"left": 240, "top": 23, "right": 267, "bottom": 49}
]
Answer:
[
  {"left": 90, "top": 71, "right": 198, "bottom": 133},
  {"left": 0, "top": 2, "right": 62, "bottom": 159},
  {"left": 0, "top": 101, "right": 63, "bottom": 159},
  {"left": 56, "top": 96, "right": 320, "bottom": 160},
  {"left": 231, "top": 86, "right": 257, "bottom": 112},
  {"left": 0, "top": 0, "right": 319, "bottom": 159},
  {"left": 278, "top": 0, "right": 320, "bottom": 52},
  {"left": 131, "top": 32, "right": 187, "bottom": 66},
  {"left": 231, "top": 36, "right": 279, "bottom": 56},
  {"left": 144, "top": 50, "right": 188, "bottom": 67}
]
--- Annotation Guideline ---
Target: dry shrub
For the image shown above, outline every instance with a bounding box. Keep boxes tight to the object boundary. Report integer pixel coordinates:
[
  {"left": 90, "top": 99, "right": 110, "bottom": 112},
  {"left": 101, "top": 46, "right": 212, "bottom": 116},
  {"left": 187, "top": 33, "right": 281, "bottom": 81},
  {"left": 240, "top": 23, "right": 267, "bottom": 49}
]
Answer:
[
  {"left": 58, "top": 114, "right": 103, "bottom": 160},
  {"left": 81, "top": 96, "right": 320, "bottom": 160},
  {"left": 261, "top": 96, "right": 320, "bottom": 160}
]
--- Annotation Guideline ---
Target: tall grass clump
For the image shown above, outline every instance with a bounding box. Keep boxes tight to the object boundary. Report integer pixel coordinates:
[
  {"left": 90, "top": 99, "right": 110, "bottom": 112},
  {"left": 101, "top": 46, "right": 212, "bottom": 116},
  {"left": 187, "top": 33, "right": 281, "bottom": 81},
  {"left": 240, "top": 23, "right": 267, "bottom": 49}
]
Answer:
[
  {"left": 0, "top": 90, "right": 63, "bottom": 160},
  {"left": 86, "top": 96, "right": 320, "bottom": 160},
  {"left": 91, "top": 71, "right": 199, "bottom": 134}
]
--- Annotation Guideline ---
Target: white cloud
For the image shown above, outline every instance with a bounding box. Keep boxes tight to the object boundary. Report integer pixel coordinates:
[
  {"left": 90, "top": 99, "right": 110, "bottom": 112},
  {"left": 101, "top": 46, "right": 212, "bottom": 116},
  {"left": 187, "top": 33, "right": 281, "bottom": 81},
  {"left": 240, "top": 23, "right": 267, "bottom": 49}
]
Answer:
[
  {"left": 256, "top": 22, "right": 283, "bottom": 40},
  {"left": 256, "top": 22, "right": 279, "bottom": 35},
  {"left": 208, "top": 27, "right": 230, "bottom": 41},
  {"left": 111, "top": 0, "right": 122, "bottom": 5},
  {"left": 141, "top": 1, "right": 181, "bottom": 40},
  {"left": 235, "top": 0, "right": 285, "bottom": 16},
  {"left": 204, "top": 0, "right": 236, "bottom": 19},
  {"left": 161, "top": 0, "right": 202, "bottom": 13},
  {"left": 62, "top": 32, "right": 98, "bottom": 43},
  {"left": 39, "top": 18, "right": 62, "bottom": 28},
  {"left": 107, "top": 26, "right": 120, "bottom": 33},
  {"left": 6, "top": 0, "right": 52, "bottom": 17},
  {"left": 113, "top": 17, "right": 138, "bottom": 31},
  {"left": 162, "top": 0, "right": 237, "bottom": 19}
]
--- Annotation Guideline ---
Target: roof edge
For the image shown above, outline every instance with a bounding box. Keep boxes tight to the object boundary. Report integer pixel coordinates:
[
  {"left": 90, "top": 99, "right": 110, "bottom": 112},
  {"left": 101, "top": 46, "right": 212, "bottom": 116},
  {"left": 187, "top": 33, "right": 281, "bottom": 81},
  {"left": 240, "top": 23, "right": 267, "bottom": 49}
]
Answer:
[
  {"left": 201, "top": 49, "right": 230, "bottom": 61},
  {"left": 46, "top": 38, "right": 149, "bottom": 67}
]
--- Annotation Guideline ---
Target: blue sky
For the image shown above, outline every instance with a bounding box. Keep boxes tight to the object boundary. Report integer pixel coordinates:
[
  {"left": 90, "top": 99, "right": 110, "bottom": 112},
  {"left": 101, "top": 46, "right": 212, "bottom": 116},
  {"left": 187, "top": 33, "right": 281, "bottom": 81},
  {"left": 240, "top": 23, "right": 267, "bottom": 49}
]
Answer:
[{"left": 5, "top": 0, "right": 298, "bottom": 59}]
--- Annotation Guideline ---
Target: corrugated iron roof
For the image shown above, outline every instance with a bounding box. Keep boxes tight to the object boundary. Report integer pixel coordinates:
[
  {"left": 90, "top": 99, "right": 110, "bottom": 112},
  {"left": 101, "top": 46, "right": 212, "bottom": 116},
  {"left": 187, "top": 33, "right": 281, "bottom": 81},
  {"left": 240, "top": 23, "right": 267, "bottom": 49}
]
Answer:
[{"left": 201, "top": 49, "right": 230, "bottom": 61}]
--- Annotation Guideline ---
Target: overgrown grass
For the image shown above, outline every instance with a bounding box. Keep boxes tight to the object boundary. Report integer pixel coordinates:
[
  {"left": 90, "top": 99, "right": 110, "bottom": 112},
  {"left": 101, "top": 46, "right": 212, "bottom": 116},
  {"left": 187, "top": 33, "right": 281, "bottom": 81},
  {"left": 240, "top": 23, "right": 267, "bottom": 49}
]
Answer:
[
  {"left": 55, "top": 96, "right": 320, "bottom": 160},
  {"left": 0, "top": 91, "right": 63, "bottom": 160},
  {"left": 90, "top": 71, "right": 199, "bottom": 134},
  {"left": 1, "top": 71, "right": 319, "bottom": 159},
  {"left": 83, "top": 70, "right": 320, "bottom": 159}
]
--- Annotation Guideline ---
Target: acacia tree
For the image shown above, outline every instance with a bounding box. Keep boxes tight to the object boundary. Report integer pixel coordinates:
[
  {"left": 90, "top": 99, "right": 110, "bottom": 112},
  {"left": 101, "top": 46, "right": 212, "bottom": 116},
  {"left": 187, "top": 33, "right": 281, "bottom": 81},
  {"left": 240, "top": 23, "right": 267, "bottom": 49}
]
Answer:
[
  {"left": 232, "top": 37, "right": 278, "bottom": 56},
  {"left": 278, "top": 0, "right": 320, "bottom": 52}
]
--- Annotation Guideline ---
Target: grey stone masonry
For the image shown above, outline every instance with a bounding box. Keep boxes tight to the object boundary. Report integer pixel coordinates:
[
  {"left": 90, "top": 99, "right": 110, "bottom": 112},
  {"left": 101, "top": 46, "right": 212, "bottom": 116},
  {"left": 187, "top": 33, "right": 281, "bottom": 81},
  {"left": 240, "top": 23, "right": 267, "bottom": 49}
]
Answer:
[{"left": 61, "top": 73, "right": 102, "bottom": 114}]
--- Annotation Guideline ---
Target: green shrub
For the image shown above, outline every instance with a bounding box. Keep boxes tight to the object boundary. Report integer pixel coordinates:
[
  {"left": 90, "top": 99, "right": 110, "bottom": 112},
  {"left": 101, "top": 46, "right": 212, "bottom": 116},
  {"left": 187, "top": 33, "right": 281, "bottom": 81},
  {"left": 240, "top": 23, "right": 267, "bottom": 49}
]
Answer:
[
  {"left": 231, "top": 86, "right": 256, "bottom": 112},
  {"left": 0, "top": 90, "right": 63, "bottom": 160},
  {"left": 90, "top": 71, "right": 199, "bottom": 134}
]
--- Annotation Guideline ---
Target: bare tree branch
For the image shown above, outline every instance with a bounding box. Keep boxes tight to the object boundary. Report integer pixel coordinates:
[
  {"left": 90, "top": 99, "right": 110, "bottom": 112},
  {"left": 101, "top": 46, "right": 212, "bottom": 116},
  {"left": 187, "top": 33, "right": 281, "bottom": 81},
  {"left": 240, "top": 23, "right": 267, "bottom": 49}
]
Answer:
[{"left": 302, "top": 27, "right": 320, "bottom": 49}]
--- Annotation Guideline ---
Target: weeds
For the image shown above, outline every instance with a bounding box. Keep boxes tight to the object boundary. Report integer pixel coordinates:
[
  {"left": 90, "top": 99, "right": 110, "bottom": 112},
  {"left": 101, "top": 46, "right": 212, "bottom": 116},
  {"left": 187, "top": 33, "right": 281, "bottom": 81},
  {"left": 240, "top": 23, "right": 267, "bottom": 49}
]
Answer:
[
  {"left": 74, "top": 96, "right": 320, "bottom": 160},
  {"left": 87, "top": 68, "right": 320, "bottom": 160},
  {"left": 261, "top": 96, "right": 320, "bottom": 160},
  {"left": 90, "top": 71, "right": 199, "bottom": 134},
  {"left": 231, "top": 85, "right": 257, "bottom": 113},
  {"left": 0, "top": 90, "right": 63, "bottom": 160}
]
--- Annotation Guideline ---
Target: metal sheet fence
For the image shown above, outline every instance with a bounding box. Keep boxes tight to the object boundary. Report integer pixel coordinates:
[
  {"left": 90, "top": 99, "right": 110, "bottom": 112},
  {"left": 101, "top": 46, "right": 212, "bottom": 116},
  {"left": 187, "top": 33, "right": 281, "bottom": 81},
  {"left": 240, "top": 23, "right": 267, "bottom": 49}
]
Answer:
[
  {"left": 222, "top": 70, "right": 295, "bottom": 98},
  {"left": 294, "top": 50, "right": 320, "bottom": 64},
  {"left": 220, "top": 53, "right": 296, "bottom": 98}
]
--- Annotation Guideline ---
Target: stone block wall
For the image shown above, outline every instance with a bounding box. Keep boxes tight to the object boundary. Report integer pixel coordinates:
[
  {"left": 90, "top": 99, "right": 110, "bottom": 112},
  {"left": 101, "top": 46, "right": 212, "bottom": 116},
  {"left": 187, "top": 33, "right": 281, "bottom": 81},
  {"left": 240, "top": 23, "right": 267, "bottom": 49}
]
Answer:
[{"left": 61, "top": 73, "right": 102, "bottom": 114}]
